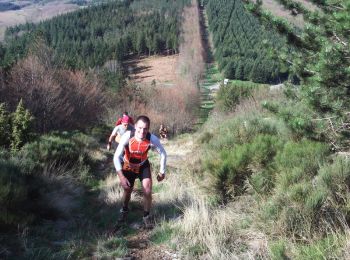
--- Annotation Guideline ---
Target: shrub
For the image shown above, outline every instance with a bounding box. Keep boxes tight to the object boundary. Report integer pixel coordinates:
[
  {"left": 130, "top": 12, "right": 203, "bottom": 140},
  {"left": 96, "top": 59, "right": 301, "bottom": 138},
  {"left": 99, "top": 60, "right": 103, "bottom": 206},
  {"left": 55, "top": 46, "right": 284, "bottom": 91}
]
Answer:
[
  {"left": 275, "top": 140, "right": 330, "bottom": 188},
  {"left": 20, "top": 135, "right": 80, "bottom": 170},
  {"left": 88, "top": 124, "right": 111, "bottom": 143},
  {"left": 208, "top": 134, "right": 283, "bottom": 201},
  {"left": 315, "top": 157, "right": 350, "bottom": 223},
  {"left": 260, "top": 143, "right": 350, "bottom": 239},
  {"left": 216, "top": 81, "right": 258, "bottom": 111},
  {"left": 204, "top": 114, "right": 289, "bottom": 151},
  {"left": 263, "top": 100, "right": 320, "bottom": 140}
]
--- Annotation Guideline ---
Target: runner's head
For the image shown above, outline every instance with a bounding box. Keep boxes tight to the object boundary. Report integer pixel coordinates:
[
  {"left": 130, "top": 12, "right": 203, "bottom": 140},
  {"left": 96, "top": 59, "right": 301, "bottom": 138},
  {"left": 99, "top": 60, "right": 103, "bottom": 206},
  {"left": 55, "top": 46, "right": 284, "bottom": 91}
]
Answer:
[
  {"left": 121, "top": 115, "right": 130, "bottom": 128},
  {"left": 135, "top": 115, "right": 150, "bottom": 140}
]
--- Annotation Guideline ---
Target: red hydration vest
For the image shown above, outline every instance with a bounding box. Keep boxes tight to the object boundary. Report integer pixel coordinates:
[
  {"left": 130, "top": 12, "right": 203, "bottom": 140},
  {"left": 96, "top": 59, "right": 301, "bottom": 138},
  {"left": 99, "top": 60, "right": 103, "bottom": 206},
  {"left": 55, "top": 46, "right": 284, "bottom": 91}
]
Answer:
[{"left": 123, "top": 131, "right": 151, "bottom": 173}]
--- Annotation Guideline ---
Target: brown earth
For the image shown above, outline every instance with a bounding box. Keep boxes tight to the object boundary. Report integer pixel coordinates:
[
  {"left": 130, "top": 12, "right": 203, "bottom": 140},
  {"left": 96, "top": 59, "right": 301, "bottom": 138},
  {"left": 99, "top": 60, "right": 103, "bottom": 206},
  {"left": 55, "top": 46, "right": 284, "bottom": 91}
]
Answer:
[
  {"left": 125, "top": 54, "right": 179, "bottom": 86},
  {"left": 253, "top": 0, "right": 305, "bottom": 28},
  {"left": 253, "top": 0, "right": 320, "bottom": 28}
]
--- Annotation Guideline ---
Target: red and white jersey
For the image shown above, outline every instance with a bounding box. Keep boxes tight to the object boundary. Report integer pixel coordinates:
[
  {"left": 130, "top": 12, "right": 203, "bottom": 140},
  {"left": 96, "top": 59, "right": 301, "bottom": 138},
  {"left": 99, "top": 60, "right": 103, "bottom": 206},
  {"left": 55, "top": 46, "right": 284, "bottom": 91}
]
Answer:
[{"left": 113, "top": 130, "right": 167, "bottom": 174}]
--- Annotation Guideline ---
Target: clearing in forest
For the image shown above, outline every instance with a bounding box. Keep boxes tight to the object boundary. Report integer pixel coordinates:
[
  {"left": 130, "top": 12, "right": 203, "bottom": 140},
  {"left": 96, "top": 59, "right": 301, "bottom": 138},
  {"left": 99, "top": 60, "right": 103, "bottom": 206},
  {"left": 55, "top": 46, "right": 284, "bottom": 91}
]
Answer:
[
  {"left": 125, "top": 54, "right": 179, "bottom": 86},
  {"left": 254, "top": 0, "right": 305, "bottom": 28}
]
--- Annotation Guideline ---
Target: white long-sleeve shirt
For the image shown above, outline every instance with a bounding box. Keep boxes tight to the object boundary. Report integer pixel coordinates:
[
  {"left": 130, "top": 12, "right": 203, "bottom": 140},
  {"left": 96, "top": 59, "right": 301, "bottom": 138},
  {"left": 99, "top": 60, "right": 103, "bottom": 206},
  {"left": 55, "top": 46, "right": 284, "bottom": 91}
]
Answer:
[{"left": 113, "top": 131, "right": 167, "bottom": 174}]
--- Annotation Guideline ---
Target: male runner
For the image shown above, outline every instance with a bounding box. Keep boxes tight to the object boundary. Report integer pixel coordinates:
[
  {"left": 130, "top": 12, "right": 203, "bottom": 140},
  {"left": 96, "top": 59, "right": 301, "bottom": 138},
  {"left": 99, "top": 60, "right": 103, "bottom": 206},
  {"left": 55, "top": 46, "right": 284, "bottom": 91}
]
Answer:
[{"left": 113, "top": 115, "right": 167, "bottom": 227}]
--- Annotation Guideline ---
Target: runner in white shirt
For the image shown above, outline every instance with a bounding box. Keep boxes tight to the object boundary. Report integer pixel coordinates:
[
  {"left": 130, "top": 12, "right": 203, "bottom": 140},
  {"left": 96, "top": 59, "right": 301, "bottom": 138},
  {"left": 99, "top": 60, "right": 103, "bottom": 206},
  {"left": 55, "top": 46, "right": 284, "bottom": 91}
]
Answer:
[{"left": 107, "top": 115, "right": 133, "bottom": 151}]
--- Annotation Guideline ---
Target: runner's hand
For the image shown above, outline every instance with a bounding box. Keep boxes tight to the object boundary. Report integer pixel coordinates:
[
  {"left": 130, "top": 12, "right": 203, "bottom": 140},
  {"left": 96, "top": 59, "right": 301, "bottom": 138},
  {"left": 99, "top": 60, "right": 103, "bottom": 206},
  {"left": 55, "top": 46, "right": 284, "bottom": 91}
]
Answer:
[
  {"left": 107, "top": 143, "right": 111, "bottom": 151},
  {"left": 119, "top": 175, "right": 131, "bottom": 190},
  {"left": 157, "top": 173, "right": 165, "bottom": 182}
]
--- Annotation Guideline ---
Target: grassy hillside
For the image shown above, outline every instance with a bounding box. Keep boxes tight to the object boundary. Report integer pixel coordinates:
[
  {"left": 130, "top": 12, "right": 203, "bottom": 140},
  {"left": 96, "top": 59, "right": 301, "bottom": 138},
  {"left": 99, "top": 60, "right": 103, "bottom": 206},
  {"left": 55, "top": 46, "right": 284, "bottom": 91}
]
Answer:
[{"left": 1, "top": 0, "right": 349, "bottom": 258}]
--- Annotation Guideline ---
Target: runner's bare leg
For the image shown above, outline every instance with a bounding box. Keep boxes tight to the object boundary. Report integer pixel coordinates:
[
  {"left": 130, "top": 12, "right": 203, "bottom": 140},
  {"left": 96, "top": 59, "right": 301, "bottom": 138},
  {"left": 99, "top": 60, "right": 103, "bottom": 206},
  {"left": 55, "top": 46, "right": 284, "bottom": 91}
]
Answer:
[
  {"left": 122, "top": 188, "right": 133, "bottom": 209},
  {"left": 142, "top": 178, "right": 152, "bottom": 213}
]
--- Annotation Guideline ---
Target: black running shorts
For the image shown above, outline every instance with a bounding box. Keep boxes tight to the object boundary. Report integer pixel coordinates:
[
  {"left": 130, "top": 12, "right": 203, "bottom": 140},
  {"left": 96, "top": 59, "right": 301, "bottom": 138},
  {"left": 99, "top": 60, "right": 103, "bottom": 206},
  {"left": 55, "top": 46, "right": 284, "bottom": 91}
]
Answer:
[{"left": 122, "top": 160, "right": 151, "bottom": 188}]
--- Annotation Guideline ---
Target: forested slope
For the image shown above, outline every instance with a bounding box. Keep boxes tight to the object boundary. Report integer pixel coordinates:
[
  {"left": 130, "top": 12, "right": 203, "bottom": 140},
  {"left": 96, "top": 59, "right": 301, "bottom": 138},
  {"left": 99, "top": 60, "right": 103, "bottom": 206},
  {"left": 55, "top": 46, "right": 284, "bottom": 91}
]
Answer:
[
  {"left": 1, "top": 0, "right": 189, "bottom": 69},
  {"left": 204, "top": 0, "right": 289, "bottom": 83}
]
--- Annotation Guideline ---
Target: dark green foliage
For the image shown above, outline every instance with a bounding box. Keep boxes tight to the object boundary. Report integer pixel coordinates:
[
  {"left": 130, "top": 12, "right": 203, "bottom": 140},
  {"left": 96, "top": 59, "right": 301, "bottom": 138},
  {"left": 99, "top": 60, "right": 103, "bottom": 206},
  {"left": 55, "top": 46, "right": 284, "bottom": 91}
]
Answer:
[
  {"left": 245, "top": 2, "right": 303, "bottom": 48},
  {"left": 88, "top": 124, "right": 111, "bottom": 143},
  {"left": 10, "top": 100, "right": 34, "bottom": 152},
  {"left": 260, "top": 141, "right": 332, "bottom": 238},
  {"left": 0, "top": 101, "right": 34, "bottom": 151},
  {"left": 2, "top": 0, "right": 189, "bottom": 69},
  {"left": 263, "top": 100, "right": 317, "bottom": 140},
  {"left": 0, "top": 103, "right": 10, "bottom": 147},
  {"left": 216, "top": 80, "right": 257, "bottom": 111},
  {"left": 275, "top": 140, "right": 329, "bottom": 188},
  {"left": 207, "top": 134, "right": 283, "bottom": 201},
  {"left": 296, "top": 10, "right": 350, "bottom": 116},
  {"left": 21, "top": 135, "right": 80, "bottom": 169},
  {"left": 206, "top": 0, "right": 288, "bottom": 83}
]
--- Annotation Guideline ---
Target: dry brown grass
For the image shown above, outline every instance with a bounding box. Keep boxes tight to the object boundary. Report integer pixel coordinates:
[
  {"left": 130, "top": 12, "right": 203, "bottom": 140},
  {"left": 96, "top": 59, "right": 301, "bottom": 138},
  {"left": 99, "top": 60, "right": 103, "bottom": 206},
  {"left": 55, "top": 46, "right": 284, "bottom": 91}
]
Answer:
[
  {"left": 149, "top": 135, "right": 270, "bottom": 259},
  {"left": 126, "top": 55, "right": 179, "bottom": 85}
]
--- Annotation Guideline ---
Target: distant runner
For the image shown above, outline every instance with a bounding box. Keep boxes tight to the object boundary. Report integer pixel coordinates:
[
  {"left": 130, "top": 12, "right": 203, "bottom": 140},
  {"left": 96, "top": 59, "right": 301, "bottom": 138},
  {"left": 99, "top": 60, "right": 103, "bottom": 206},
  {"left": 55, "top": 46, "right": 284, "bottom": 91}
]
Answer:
[
  {"left": 113, "top": 115, "right": 167, "bottom": 228},
  {"left": 107, "top": 115, "right": 133, "bottom": 151},
  {"left": 159, "top": 124, "right": 168, "bottom": 139},
  {"left": 115, "top": 111, "right": 134, "bottom": 126}
]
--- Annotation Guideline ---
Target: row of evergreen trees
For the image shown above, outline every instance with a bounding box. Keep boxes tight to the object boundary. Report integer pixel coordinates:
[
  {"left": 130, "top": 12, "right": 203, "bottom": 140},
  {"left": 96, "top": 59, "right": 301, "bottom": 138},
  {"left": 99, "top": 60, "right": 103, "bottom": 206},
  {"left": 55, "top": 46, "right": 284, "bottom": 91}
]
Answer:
[
  {"left": 1, "top": 0, "right": 190, "bottom": 69},
  {"left": 205, "top": 0, "right": 289, "bottom": 83}
]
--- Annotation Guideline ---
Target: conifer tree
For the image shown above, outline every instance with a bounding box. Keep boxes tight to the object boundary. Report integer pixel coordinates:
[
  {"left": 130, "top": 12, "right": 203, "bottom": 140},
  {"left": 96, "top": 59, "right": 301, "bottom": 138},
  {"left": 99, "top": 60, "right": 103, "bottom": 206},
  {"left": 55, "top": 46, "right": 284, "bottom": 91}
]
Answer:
[
  {"left": 0, "top": 103, "right": 10, "bottom": 147},
  {"left": 10, "top": 100, "right": 33, "bottom": 152},
  {"left": 295, "top": 2, "right": 350, "bottom": 115}
]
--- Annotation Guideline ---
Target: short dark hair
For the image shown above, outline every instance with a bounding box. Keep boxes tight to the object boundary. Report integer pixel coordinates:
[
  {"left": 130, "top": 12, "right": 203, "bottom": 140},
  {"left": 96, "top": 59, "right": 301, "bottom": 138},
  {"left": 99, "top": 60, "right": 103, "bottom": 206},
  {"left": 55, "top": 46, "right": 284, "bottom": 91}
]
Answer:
[{"left": 136, "top": 115, "right": 150, "bottom": 128}]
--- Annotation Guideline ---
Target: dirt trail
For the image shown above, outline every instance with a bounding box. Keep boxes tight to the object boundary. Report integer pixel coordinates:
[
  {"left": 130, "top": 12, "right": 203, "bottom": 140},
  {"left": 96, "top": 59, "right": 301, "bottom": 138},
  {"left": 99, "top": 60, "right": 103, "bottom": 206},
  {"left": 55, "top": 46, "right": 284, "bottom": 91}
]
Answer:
[{"left": 106, "top": 138, "right": 194, "bottom": 260}]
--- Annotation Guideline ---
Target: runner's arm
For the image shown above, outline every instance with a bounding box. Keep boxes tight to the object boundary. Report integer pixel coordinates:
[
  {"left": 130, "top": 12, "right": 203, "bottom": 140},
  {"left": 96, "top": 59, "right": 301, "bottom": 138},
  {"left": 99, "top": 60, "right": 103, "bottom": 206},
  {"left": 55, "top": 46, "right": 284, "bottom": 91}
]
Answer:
[
  {"left": 113, "top": 131, "right": 131, "bottom": 172},
  {"left": 150, "top": 134, "right": 167, "bottom": 174},
  {"left": 108, "top": 127, "right": 119, "bottom": 143}
]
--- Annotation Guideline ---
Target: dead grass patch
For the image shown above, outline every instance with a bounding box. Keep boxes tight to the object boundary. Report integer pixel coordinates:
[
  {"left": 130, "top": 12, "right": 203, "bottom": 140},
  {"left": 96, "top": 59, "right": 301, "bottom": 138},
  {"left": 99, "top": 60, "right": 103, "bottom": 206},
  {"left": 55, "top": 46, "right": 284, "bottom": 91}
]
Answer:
[
  {"left": 126, "top": 55, "right": 179, "bottom": 85},
  {"left": 253, "top": 0, "right": 305, "bottom": 28}
]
